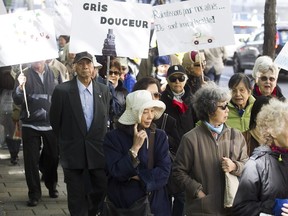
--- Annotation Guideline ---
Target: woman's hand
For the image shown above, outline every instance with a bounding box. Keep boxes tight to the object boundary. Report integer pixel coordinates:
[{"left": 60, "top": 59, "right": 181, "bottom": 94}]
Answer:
[
  {"left": 131, "top": 124, "right": 147, "bottom": 154},
  {"left": 282, "top": 203, "right": 288, "bottom": 216},
  {"left": 17, "top": 73, "right": 26, "bottom": 91},
  {"left": 222, "top": 157, "right": 236, "bottom": 173}
]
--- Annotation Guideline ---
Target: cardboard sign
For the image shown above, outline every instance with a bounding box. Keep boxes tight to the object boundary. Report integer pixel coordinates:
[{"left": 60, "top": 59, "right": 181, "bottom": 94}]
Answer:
[
  {"left": 69, "top": 0, "right": 152, "bottom": 58},
  {"left": 0, "top": 9, "right": 58, "bottom": 67},
  {"left": 153, "top": 0, "right": 235, "bottom": 55}
]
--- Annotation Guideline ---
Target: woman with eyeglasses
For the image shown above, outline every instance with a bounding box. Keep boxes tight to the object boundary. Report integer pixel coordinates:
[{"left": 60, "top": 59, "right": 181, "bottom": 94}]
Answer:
[
  {"left": 108, "top": 59, "right": 128, "bottom": 129},
  {"left": 251, "top": 55, "right": 286, "bottom": 100},
  {"left": 160, "top": 65, "right": 198, "bottom": 216},
  {"left": 226, "top": 73, "right": 255, "bottom": 132},
  {"left": 172, "top": 82, "right": 249, "bottom": 216}
]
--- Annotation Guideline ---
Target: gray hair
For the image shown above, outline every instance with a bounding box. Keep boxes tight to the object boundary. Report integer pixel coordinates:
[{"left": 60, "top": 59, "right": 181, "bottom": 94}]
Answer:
[
  {"left": 193, "top": 82, "right": 231, "bottom": 121},
  {"left": 252, "top": 56, "right": 279, "bottom": 80},
  {"left": 256, "top": 98, "right": 288, "bottom": 145}
]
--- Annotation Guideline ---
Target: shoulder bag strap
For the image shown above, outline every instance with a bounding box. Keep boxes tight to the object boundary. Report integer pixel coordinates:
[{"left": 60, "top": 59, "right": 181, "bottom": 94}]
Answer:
[
  {"left": 161, "top": 113, "right": 168, "bottom": 130},
  {"left": 229, "top": 128, "right": 235, "bottom": 159},
  {"left": 148, "top": 130, "right": 155, "bottom": 169}
]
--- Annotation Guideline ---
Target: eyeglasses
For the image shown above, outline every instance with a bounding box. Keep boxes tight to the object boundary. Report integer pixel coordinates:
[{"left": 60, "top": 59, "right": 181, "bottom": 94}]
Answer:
[
  {"left": 217, "top": 103, "right": 229, "bottom": 110},
  {"left": 259, "top": 76, "right": 276, "bottom": 82},
  {"left": 168, "top": 75, "right": 186, "bottom": 82},
  {"left": 152, "top": 92, "right": 161, "bottom": 99},
  {"left": 109, "top": 70, "right": 120, "bottom": 76}
]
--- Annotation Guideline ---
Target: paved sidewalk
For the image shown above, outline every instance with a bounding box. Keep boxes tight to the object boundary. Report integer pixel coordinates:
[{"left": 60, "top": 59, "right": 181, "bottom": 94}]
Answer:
[{"left": 0, "top": 148, "right": 69, "bottom": 216}]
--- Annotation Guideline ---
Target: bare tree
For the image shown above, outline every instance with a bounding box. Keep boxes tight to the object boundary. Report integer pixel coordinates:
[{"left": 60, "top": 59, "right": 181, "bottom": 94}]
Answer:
[{"left": 263, "top": 0, "right": 277, "bottom": 58}]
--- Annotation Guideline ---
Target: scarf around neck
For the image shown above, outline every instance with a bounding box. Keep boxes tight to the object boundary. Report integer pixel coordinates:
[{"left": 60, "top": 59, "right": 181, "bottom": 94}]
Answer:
[{"left": 172, "top": 90, "right": 188, "bottom": 114}]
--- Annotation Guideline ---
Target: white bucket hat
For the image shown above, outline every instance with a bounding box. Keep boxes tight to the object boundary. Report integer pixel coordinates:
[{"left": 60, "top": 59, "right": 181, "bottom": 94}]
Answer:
[{"left": 118, "top": 90, "right": 166, "bottom": 125}]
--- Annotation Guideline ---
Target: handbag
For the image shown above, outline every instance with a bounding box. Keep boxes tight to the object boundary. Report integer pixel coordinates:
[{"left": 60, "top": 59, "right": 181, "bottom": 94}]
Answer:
[
  {"left": 224, "top": 128, "right": 239, "bottom": 208},
  {"left": 103, "top": 130, "right": 156, "bottom": 216}
]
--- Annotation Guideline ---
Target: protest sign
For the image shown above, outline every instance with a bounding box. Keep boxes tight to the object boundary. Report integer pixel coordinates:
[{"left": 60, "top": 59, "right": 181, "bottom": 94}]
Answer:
[
  {"left": 69, "top": 0, "right": 152, "bottom": 58},
  {"left": 0, "top": 9, "right": 58, "bottom": 67},
  {"left": 0, "top": 0, "right": 6, "bottom": 15},
  {"left": 52, "top": 0, "right": 72, "bottom": 36},
  {"left": 274, "top": 42, "right": 288, "bottom": 71},
  {"left": 153, "top": 0, "right": 235, "bottom": 55}
]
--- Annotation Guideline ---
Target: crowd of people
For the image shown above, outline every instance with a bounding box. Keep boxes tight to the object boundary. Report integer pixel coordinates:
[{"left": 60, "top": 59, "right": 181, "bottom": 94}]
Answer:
[{"left": 0, "top": 34, "right": 288, "bottom": 216}]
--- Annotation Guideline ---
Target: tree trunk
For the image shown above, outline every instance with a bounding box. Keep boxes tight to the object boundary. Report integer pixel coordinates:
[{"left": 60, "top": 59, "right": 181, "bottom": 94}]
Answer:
[{"left": 263, "top": 0, "right": 277, "bottom": 58}]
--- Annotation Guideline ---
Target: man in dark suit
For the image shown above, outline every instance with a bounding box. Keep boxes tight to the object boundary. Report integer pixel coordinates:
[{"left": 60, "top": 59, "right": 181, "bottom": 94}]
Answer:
[{"left": 50, "top": 51, "right": 111, "bottom": 216}]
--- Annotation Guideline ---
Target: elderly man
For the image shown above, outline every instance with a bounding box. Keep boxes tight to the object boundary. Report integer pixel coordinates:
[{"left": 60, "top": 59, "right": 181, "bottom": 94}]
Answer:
[
  {"left": 13, "top": 60, "right": 62, "bottom": 206},
  {"left": 50, "top": 51, "right": 111, "bottom": 216}
]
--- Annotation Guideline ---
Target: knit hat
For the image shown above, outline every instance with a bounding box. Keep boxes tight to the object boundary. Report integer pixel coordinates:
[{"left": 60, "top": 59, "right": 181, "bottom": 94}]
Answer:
[
  {"left": 118, "top": 90, "right": 166, "bottom": 125},
  {"left": 153, "top": 56, "right": 171, "bottom": 67},
  {"left": 182, "top": 51, "right": 205, "bottom": 68},
  {"left": 167, "top": 65, "right": 186, "bottom": 77}
]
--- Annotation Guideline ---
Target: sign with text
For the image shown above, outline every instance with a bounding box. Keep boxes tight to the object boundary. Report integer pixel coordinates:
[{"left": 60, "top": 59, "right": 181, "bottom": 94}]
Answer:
[
  {"left": 69, "top": 0, "right": 152, "bottom": 58},
  {"left": 153, "top": 0, "right": 235, "bottom": 56},
  {"left": 52, "top": 0, "right": 72, "bottom": 36},
  {"left": 0, "top": 9, "right": 58, "bottom": 67},
  {"left": 274, "top": 42, "right": 288, "bottom": 71}
]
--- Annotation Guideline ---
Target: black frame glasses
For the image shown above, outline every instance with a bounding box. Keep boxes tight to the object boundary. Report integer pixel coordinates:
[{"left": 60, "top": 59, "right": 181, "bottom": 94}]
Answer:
[
  {"left": 259, "top": 76, "right": 276, "bottom": 82},
  {"left": 217, "top": 103, "right": 229, "bottom": 110},
  {"left": 168, "top": 75, "right": 186, "bottom": 82},
  {"left": 109, "top": 70, "right": 120, "bottom": 76}
]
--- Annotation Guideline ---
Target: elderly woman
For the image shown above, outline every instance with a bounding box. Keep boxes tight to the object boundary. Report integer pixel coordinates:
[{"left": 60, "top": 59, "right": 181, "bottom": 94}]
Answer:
[
  {"left": 172, "top": 82, "right": 249, "bottom": 216},
  {"left": 233, "top": 98, "right": 288, "bottom": 216},
  {"left": 103, "top": 90, "right": 171, "bottom": 216},
  {"left": 252, "top": 55, "right": 285, "bottom": 100},
  {"left": 226, "top": 73, "right": 255, "bottom": 132}
]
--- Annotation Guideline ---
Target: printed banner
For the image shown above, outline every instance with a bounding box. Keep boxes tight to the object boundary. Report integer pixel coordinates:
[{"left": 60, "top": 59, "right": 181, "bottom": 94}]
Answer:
[
  {"left": 69, "top": 0, "right": 152, "bottom": 58},
  {"left": 153, "top": 0, "right": 235, "bottom": 56},
  {"left": 0, "top": 9, "right": 58, "bottom": 67},
  {"left": 274, "top": 42, "right": 288, "bottom": 71}
]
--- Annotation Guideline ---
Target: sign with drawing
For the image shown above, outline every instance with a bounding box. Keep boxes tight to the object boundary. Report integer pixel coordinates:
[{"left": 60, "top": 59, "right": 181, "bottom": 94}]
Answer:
[
  {"left": 69, "top": 0, "right": 152, "bottom": 58},
  {"left": 0, "top": 9, "right": 58, "bottom": 67},
  {"left": 153, "top": 0, "right": 235, "bottom": 56}
]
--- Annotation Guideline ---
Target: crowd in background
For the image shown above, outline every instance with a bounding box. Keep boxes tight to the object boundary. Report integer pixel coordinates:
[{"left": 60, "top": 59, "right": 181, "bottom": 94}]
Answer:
[{"left": 0, "top": 33, "right": 288, "bottom": 216}]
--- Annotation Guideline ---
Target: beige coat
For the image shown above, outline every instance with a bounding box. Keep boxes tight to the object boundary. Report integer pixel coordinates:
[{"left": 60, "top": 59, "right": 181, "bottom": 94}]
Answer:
[{"left": 172, "top": 123, "right": 248, "bottom": 216}]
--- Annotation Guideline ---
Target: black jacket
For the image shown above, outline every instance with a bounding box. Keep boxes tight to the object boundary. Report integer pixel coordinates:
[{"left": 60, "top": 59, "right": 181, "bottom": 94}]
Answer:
[
  {"left": 233, "top": 145, "right": 288, "bottom": 216},
  {"left": 160, "top": 85, "right": 197, "bottom": 139}
]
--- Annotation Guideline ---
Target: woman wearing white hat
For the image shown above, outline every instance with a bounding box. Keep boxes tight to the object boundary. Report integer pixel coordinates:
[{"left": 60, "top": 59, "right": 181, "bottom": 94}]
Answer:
[{"left": 103, "top": 90, "right": 171, "bottom": 216}]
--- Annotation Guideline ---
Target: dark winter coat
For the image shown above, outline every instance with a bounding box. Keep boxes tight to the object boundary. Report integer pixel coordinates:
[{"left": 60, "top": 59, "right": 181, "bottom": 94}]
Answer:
[
  {"left": 103, "top": 124, "right": 171, "bottom": 216},
  {"left": 233, "top": 145, "right": 288, "bottom": 216}
]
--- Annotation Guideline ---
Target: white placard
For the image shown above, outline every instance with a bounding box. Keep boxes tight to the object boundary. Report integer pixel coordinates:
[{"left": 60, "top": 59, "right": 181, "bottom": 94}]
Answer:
[
  {"left": 0, "top": 0, "right": 6, "bottom": 15},
  {"left": 153, "top": 0, "right": 235, "bottom": 56},
  {"left": 53, "top": 0, "right": 72, "bottom": 36},
  {"left": 274, "top": 42, "right": 288, "bottom": 71},
  {"left": 0, "top": 9, "right": 58, "bottom": 67},
  {"left": 69, "top": 0, "right": 152, "bottom": 58}
]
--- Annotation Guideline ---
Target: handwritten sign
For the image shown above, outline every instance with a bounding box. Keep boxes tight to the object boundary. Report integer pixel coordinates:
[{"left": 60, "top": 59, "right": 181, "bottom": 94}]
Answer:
[
  {"left": 69, "top": 0, "right": 152, "bottom": 58},
  {"left": 153, "top": 0, "right": 235, "bottom": 56},
  {"left": 274, "top": 42, "right": 288, "bottom": 71},
  {"left": 0, "top": 9, "right": 58, "bottom": 67}
]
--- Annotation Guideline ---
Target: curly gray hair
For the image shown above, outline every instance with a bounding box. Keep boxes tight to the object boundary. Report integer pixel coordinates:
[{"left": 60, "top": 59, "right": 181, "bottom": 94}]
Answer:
[
  {"left": 256, "top": 98, "right": 288, "bottom": 145},
  {"left": 193, "top": 82, "right": 231, "bottom": 122}
]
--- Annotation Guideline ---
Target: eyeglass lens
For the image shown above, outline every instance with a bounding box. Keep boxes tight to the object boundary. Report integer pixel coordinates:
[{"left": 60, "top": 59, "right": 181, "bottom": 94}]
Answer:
[
  {"left": 169, "top": 75, "right": 185, "bottom": 82},
  {"left": 152, "top": 92, "right": 161, "bottom": 99},
  {"left": 217, "top": 103, "right": 228, "bottom": 110},
  {"left": 109, "top": 71, "right": 120, "bottom": 76},
  {"left": 260, "top": 76, "right": 275, "bottom": 82}
]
